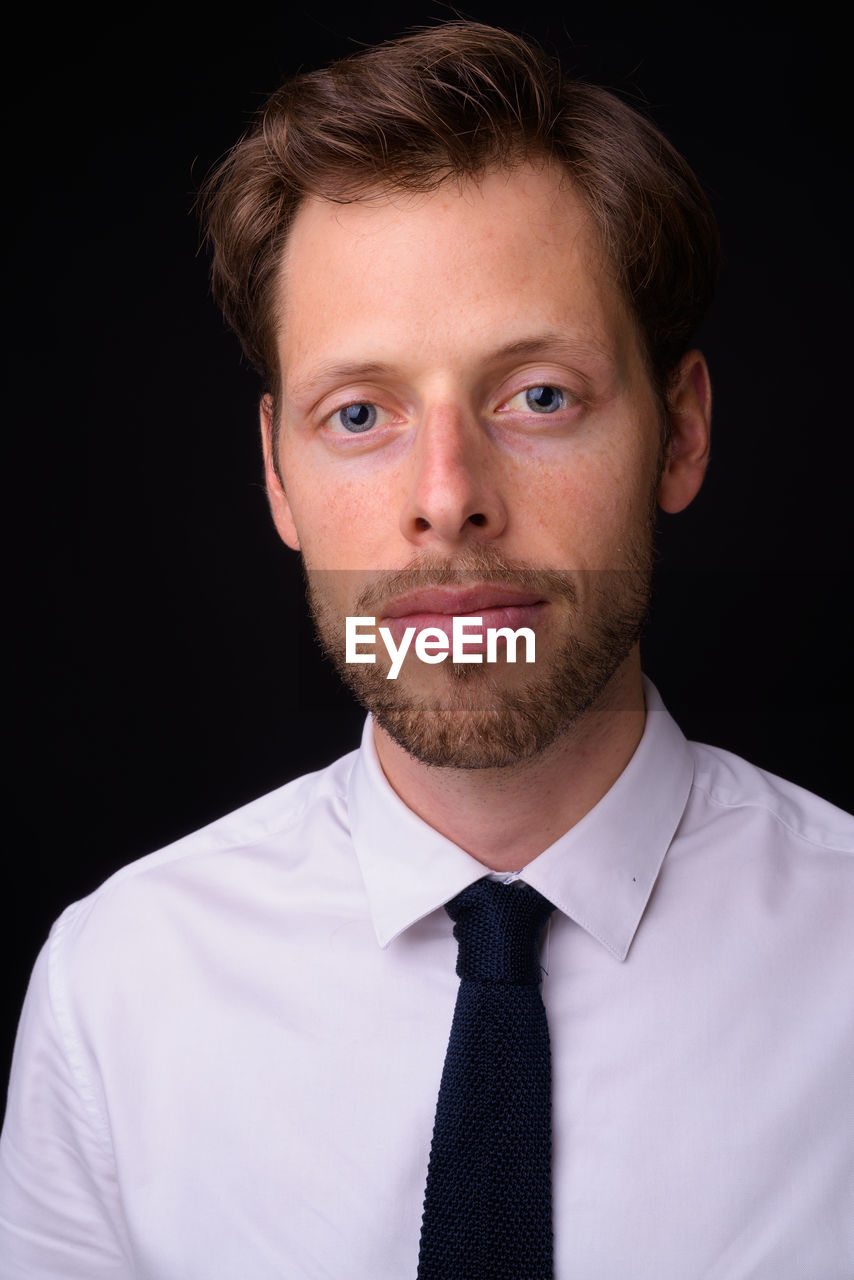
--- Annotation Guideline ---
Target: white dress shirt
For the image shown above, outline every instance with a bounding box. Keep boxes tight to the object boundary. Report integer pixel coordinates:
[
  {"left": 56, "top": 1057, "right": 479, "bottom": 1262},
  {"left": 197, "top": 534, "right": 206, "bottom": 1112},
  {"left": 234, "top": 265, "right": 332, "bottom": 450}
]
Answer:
[{"left": 2, "top": 679, "right": 853, "bottom": 1278}]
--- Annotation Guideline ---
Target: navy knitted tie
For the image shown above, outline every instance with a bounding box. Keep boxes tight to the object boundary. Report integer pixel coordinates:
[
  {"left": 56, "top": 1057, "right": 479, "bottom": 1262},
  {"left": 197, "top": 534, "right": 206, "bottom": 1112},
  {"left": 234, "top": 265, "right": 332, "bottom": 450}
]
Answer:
[{"left": 417, "top": 877, "right": 556, "bottom": 1280}]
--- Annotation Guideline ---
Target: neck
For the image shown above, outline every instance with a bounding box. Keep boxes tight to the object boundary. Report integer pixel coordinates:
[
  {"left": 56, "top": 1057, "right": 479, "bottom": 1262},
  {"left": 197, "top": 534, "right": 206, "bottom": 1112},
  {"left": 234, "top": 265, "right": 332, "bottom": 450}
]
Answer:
[{"left": 373, "top": 651, "right": 647, "bottom": 872}]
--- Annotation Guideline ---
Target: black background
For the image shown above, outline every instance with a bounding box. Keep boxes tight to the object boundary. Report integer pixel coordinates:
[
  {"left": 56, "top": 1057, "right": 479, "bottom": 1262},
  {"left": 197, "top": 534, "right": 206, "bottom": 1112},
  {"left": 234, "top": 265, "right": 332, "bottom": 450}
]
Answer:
[{"left": 5, "top": 2, "right": 852, "bottom": 1082}]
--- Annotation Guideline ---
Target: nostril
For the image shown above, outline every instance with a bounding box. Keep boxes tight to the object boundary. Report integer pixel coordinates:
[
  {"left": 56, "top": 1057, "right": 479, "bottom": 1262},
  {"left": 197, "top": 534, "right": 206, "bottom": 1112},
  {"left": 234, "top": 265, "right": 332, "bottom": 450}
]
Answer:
[
  {"left": 414, "top": 517, "right": 431, "bottom": 532},
  {"left": 468, "top": 513, "right": 487, "bottom": 527}
]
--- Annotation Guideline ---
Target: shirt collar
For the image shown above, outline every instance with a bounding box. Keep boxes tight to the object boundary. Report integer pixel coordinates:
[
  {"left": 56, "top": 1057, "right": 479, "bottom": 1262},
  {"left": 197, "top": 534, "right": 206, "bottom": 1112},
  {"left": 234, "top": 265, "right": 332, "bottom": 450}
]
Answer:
[{"left": 348, "top": 676, "right": 694, "bottom": 960}]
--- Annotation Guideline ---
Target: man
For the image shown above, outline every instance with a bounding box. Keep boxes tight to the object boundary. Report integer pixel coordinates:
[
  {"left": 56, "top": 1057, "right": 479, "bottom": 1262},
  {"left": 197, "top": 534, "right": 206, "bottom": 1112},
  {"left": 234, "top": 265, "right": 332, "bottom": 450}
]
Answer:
[{"left": 2, "top": 21, "right": 852, "bottom": 1279}]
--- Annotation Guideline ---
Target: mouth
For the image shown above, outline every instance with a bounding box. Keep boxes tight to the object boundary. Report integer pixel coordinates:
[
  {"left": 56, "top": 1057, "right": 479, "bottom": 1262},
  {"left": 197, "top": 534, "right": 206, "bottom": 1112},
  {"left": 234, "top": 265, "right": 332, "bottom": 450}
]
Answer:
[{"left": 380, "top": 584, "right": 548, "bottom": 650}]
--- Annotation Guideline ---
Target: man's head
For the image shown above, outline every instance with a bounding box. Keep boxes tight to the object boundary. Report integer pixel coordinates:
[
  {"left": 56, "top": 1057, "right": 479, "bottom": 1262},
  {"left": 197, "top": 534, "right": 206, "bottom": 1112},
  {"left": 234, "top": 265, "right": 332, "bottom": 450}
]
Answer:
[
  {"left": 202, "top": 21, "right": 719, "bottom": 424},
  {"left": 200, "top": 23, "right": 718, "bottom": 768}
]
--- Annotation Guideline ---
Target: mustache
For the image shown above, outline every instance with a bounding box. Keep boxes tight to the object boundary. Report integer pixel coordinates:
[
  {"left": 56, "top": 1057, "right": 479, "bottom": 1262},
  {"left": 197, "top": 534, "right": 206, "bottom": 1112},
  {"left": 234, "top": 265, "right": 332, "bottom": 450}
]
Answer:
[{"left": 347, "top": 547, "right": 578, "bottom": 616}]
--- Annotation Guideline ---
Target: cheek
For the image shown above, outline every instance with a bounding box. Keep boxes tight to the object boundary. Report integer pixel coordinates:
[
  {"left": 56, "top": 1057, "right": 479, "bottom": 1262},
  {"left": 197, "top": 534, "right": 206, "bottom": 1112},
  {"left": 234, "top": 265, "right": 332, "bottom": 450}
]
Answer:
[
  {"left": 287, "top": 470, "right": 396, "bottom": 572},
  {"left": 293, "top": 492, "right": 359, "bottom": 560},
  {"left": 527, "top": 445, "right": 656, "bottom": 569}
]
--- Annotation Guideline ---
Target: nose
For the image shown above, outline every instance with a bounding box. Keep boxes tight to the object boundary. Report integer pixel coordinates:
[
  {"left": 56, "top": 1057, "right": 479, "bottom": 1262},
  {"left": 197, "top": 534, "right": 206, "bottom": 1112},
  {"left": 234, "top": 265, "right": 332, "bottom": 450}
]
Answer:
[{"left": 399, "top": 402, "right": 508, "bottom": 548}]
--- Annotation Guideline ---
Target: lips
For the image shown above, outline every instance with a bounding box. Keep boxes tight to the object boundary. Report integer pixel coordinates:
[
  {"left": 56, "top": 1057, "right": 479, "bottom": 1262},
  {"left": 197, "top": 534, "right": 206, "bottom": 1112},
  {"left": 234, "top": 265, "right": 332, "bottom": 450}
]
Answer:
[
  {"left": 380, "top": 584, "right": 548, "bottom": 650},
  {"left": 383, "top": 585, "right": 545, "bottom": 618}
]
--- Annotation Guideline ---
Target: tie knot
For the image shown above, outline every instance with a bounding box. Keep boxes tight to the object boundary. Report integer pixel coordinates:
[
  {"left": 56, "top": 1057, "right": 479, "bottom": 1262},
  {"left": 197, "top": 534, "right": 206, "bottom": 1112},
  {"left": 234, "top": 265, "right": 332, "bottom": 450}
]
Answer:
[{"left": 445, "top": 879, "right": 555, "bottom": 985}]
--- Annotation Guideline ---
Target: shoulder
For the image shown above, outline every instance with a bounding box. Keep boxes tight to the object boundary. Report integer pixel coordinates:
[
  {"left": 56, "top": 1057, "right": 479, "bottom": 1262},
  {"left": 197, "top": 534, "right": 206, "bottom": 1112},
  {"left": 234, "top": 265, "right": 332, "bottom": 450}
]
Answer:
[
  {"left": 687, "top": 740, "right": 853, "bottom": 858},
  {"left": 51, "top": 747, "right": 360, "bottom": 970},
  {"left": 659, "top": 742, "right": 854, "bottom": 961}
]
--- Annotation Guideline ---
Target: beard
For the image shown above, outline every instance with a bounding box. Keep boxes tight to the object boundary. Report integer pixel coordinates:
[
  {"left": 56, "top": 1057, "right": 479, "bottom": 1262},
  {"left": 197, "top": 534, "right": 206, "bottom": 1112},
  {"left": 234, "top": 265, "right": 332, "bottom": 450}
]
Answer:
[{"left": 304, "top": 531, "right": 655, "bottom": 769}]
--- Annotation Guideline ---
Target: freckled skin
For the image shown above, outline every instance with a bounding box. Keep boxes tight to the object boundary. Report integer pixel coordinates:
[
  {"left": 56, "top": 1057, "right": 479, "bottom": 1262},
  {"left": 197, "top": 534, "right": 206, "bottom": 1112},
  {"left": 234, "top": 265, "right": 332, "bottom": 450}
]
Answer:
[
  {"left": 269, "top": 168, "right": 661, "bottom": 670},
  {"left": 271, "top": 166, "right": 664, "bottom": 580},
  {"left": 259, "top": 163, "right": 711, "bottom": 860}
]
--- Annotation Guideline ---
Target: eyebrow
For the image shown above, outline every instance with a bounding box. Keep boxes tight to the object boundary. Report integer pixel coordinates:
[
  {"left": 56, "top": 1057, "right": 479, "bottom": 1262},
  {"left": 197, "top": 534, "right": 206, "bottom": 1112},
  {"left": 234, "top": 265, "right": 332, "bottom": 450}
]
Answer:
[{"left": 287, "top": 332, "right": 614, "bottom": 403}]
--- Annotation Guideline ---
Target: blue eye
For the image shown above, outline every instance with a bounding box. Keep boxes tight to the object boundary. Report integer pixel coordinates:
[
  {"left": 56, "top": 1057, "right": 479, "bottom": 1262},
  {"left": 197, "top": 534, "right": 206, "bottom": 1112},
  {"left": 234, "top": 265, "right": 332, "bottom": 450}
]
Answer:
[
  {"left": 525, "top": 385, "right": 565, "bottom": 413},
  {"left": 337, "top": 403, "right": 377, "bottom": 432}
]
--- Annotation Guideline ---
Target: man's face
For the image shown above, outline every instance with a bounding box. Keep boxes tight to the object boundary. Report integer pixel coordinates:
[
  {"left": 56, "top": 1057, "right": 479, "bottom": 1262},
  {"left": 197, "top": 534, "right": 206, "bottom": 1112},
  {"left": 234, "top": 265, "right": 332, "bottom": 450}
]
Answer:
[{"left": 265, "top": 163, "right": 674, "bottom": 767}]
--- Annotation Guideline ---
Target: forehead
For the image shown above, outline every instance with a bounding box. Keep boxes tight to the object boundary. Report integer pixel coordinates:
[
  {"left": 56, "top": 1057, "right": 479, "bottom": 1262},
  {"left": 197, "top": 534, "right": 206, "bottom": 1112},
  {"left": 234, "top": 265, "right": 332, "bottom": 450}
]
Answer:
[{"left": 275, "top": 164, "right": 639, "bottom": 391}]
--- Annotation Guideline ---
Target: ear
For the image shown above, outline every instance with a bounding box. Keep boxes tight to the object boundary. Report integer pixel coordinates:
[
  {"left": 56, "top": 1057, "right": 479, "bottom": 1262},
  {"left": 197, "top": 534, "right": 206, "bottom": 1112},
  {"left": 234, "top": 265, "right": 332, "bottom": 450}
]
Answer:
[
  {"left": 260, "top": 393, "right": 301, "bottom": 551},
  {"left": 657, "top": 350, "right": 712, "bottom": 514}
]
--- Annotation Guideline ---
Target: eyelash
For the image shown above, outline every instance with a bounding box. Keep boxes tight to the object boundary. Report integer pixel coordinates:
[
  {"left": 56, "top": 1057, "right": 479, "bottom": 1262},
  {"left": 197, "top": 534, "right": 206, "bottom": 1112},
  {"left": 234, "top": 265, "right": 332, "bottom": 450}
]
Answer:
[
  {"left": 500, "top": 386, "right": 579, "bottom": 415},
  {"left": 323, "top": 383, "right": 580, "bottom": 435}
]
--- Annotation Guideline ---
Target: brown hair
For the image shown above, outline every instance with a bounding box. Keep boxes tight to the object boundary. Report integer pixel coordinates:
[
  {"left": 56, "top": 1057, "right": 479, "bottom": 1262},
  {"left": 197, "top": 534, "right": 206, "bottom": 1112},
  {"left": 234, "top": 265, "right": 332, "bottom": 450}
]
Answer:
[{"left": 200, "top": 21, "right": 720, "bottom": 410}]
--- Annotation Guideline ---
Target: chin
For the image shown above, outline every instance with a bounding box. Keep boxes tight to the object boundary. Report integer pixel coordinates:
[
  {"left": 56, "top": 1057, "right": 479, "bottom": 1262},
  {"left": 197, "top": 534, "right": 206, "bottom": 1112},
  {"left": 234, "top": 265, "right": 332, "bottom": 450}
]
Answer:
[{"left": 343, "top": 647, "right": 630, "bottom": 770}]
